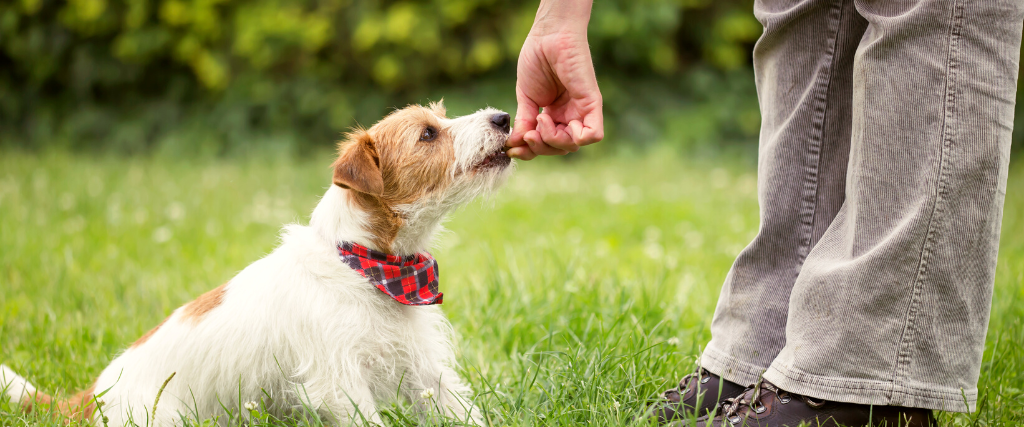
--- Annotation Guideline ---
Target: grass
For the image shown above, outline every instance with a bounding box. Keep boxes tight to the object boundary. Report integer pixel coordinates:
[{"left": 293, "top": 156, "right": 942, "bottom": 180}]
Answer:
[{"left": 1, "top": 149, "right": 1022, "bottom": 426}]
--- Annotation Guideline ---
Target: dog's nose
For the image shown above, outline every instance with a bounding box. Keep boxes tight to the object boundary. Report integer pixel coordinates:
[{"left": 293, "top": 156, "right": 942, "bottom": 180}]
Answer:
[{"left": 490, "top": 113, "right": 510, "bottom": 133}]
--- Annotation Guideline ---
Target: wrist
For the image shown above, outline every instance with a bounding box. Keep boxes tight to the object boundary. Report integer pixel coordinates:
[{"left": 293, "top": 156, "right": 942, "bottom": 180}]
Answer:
[{"left": 530, "top": 0, "right": 592, "bottom": 36}]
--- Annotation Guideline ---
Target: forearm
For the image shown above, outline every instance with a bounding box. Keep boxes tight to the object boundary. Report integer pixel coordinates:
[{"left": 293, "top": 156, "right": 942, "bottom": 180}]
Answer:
[{"left": 530, "top": 0, "right": 593, "bottom": 36}]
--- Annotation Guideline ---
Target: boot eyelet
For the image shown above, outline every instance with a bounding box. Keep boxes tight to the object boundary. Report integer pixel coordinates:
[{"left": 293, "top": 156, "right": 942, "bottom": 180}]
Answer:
[
  {"left": 728, "top": 416, "right": 742, "bottom": 425},
  {"left": 779, "top": 396, "right": 791, "bottom": 404},
  {"left": 700, "top": 375, "right": 711, "bottom": 384},
  {"left": 753, "top": 403, "right": 767, "bottom": 414}
]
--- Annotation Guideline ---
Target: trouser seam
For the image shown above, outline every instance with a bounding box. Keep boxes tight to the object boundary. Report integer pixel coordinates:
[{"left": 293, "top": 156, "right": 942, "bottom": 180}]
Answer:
[
  {"left": 890, "top": 0, "right": 965, "bottom": 398},
  {"left": 796, "top": 0, "right": 846, "bottom": 268}
]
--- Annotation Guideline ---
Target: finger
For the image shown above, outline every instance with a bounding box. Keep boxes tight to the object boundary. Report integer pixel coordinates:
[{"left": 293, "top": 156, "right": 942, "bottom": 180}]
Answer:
[
  {"left": 571, "top": 100, "right": 604, "bottom": 146},
  {"left": 567, "top": 120, "right": 587, "bottom": 145},
  {"left": 510, "top": 90, "right": 540, "bottom": 148},
  {"left": 507, "top": 145, "right": 538, "bottom": 160},
  {"left": 553, "top": 123, "right": 580, "bottom": 152},
  {"left": 524, "top": 129, "right": 570, "bottom": 156},
  {"left": 536, "top": 113, "right": 578, "bottom": 152}
]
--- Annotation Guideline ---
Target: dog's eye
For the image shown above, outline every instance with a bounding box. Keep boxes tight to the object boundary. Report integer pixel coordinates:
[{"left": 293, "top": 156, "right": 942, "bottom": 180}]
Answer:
[{"left": 419, "top": 126, "right": 438, "bottom": 142}]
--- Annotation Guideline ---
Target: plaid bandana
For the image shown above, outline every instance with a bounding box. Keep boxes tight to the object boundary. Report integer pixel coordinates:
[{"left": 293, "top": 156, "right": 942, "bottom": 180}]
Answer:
[{"left": 337, "top": 241, "right": 442, "bottom": 305}]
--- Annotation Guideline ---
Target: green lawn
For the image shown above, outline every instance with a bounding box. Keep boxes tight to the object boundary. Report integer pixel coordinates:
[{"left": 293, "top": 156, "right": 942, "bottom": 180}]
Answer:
[{"left": 1, "top": 150, "right": 1022, "bottom": 426}]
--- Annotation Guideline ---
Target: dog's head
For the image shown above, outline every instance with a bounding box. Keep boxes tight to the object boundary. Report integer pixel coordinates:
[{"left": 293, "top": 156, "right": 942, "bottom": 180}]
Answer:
[{"left": 330, "top": 101, "right": 513, "bottom": 252}]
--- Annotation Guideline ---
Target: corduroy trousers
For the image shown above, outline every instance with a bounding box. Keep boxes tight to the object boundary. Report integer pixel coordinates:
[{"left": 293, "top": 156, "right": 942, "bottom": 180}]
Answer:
[{"left": 701, "top": 0, "right": 1023, "bottom": 412}]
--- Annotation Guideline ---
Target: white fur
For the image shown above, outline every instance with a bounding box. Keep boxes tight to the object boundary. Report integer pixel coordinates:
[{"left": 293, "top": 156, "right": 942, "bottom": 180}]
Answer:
[
  {"left": 448, "top": 107, "right": 511, "bottom": 175},
  {"left": 1, "top": 107, "right": 513, "bottom": 426}
]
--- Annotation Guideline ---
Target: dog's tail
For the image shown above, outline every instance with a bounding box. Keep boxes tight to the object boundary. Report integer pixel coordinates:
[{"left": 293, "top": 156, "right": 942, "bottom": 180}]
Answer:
[
  {"left": 1, "top": 364, "right": 40, "bottom": 405},
  {"left": 1, "top": 364, "right": 97, "bottom": 420}
]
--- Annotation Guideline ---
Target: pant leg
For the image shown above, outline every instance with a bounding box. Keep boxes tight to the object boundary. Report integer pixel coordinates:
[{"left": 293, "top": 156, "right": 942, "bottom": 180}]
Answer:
[
  {"left": 762, "top": 0, "right": 1024, "bottom": 412},
  {"left": 702, "top": 0, "right": 868, "bottom": 386}
]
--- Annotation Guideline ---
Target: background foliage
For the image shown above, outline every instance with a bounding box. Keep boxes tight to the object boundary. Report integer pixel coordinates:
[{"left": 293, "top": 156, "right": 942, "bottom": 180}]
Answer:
[
  {"left": 1, "top": 0, "right": 763, "bottom": 155},
  {"left": 2, "top": 0, "right": 1023, "bottom": 157}
]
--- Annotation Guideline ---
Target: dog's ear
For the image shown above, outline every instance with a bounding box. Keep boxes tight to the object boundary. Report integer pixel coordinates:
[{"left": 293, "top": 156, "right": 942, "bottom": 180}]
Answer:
[{"left": 332, "top": 131, "right": 384, "bottom": 196}]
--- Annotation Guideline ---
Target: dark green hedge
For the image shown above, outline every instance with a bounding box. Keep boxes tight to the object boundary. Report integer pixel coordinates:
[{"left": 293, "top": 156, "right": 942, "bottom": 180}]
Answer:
[
  {"left": 0, "top": 0, "right": 764, "bottom": 155},
  {"left": 0, "top": 0, "right": 1021, "bottom": 157}
]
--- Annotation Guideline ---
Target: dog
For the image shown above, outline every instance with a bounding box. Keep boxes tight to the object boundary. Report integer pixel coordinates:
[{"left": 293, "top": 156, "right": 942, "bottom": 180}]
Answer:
[{"left": 1, "top": 102, "right": 514, "bottom": 425}]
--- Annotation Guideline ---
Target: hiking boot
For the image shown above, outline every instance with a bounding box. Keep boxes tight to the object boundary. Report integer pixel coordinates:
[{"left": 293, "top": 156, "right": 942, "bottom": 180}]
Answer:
[
  {"left": 677, "top": 380, "right": 937, "bottom": 427},
  {"left": 652, "top": 367, "right": 747, "bottom": 423}
]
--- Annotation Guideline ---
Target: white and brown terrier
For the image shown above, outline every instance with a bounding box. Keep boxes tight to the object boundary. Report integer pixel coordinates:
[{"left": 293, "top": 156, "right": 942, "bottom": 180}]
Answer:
[{"left": 1, "top": 102, "right": 514, "bottom": 425}]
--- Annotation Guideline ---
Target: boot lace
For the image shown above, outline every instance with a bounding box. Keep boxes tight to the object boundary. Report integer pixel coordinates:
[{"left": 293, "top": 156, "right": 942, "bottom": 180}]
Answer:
[
  {"left": 677, "top": 367, "right": 712, "bottom": 394},
  {"left": 719, "top": 380, "right": 828, "bottom": 424}
]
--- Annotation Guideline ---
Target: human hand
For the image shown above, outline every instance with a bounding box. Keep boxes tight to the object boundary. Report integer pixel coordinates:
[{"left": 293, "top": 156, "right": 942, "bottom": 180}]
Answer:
[{"left": 507, "top": 2, "right": 604, "bottom": 160}]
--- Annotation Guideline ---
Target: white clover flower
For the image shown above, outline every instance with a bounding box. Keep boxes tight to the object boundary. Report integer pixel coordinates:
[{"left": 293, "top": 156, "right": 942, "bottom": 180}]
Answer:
[
  {"left": 244, "top": 400, "right": 258, "bottom": 411},
  {"left": 420, "top": 388, "right": 435, "bottom": 400},
  {"left": 666, "top": 337, "right": 680, "bottom": 346}
]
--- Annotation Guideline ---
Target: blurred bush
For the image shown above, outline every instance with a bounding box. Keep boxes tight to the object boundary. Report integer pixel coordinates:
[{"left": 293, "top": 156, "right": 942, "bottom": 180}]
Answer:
[
  {"left": 1, "top": 0, "right": 1021, "bottom": 157},
  {"left": 0, "top": 0, "right": 766, "bottom": 155}
]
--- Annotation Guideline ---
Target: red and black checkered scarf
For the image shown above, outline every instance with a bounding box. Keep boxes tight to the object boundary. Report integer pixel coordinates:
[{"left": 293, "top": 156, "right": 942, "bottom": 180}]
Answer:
[{"left": 337, "top": 241, "right": 442, "bottom": 305}]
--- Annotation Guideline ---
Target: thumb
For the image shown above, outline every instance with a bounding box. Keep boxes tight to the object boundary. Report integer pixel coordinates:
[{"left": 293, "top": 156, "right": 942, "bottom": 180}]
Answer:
[{"left": 509, "top": 94, "right": 540, "bottom": 148}]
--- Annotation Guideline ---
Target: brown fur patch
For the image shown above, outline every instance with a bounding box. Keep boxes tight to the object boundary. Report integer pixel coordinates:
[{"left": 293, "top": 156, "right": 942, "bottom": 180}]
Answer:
[
  {"left": 19, "top": 391, "right": 51, "bottom": 413},
  {"left": 60, "top": 384, "right": 97, "bottom": 420},
  {"left": 20, "top": 383, "right": 96, "bottom": 421},
  {"left": 132, "top": 316, "right": 169, "bottom": 348},
  {"left": 182, "top": 283, "right": 228, "bottom": 324},
  {"left": 333, "top": 103, "right": 457, "bottom": 252},
  {"left": 347, "top": 191, "right": 404, "bottom": 252}
]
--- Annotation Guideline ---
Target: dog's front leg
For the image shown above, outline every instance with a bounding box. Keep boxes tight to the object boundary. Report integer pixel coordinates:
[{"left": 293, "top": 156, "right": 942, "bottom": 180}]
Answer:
[
  {"left": 313, "top": 382, "right": 381, "bottom": 426},
  {"left": 412, "top": 366, "right": 482, "bottom": 425}
]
